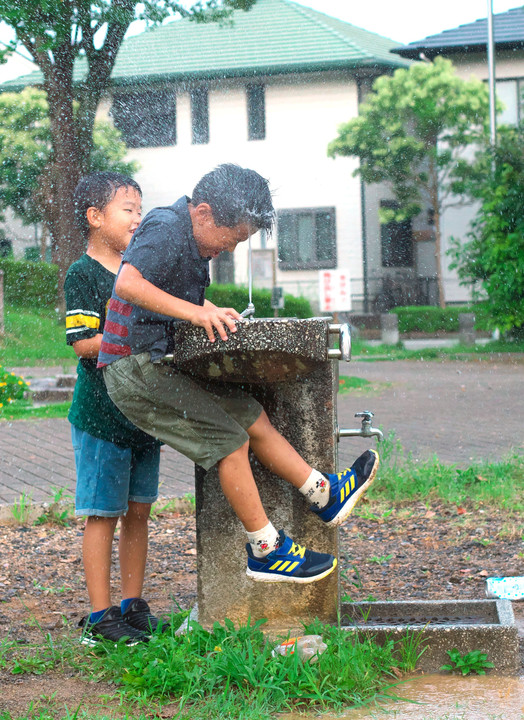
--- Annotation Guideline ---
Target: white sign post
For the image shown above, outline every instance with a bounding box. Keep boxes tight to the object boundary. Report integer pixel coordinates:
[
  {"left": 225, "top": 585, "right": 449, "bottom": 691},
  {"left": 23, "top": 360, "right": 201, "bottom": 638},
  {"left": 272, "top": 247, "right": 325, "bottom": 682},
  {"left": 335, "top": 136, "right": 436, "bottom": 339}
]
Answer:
[{"left": 319, "top": 269, "right": 352, "bottom": 314}]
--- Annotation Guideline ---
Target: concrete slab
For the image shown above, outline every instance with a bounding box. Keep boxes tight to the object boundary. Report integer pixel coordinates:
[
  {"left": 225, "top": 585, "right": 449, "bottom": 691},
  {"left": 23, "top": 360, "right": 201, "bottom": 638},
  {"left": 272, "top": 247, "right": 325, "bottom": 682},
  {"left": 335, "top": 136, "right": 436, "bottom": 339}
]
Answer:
[{"left": 341, "top": 599, "right": 520, "bottom": 675}]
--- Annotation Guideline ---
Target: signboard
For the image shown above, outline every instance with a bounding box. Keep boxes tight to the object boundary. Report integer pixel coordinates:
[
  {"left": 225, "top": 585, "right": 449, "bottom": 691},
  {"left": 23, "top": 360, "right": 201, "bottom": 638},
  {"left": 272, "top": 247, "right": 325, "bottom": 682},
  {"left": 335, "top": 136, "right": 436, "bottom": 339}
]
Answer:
[{"left": 319, "top": 269, "right": 352, "bottom": 313}]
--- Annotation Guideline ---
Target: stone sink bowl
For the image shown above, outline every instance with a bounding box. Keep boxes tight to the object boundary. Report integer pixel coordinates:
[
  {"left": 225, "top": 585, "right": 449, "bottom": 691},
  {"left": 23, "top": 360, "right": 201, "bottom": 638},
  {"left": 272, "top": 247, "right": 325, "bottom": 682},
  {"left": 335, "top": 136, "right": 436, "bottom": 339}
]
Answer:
[{"left": 164, "top": 317, "right": 336, "bottom": 383}]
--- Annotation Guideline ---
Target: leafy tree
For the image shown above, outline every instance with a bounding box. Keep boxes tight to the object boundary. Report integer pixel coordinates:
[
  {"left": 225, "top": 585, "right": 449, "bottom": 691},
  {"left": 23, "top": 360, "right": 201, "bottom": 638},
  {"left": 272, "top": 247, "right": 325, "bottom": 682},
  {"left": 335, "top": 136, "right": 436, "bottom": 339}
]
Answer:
[
  {"left": 449, "top": 125, "right": 524, "bottom": 335},
  {"left": 0, "top": 0, "right": 256, "bottom": 303},
  {"left": 0, "top": 87, "right": 136, "bottom": 258},
  {"left": 327, "top": 57, "right": 491, "bottom": 308}
]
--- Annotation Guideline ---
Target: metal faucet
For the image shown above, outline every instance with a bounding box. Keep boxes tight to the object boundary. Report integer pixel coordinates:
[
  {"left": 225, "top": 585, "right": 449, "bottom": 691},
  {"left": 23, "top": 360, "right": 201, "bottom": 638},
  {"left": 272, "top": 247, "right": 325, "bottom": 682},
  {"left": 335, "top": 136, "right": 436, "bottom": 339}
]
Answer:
[
  {"left": 337, "top": 410, "right": 384, "bottom": 442},
  {"left": 240, "top": 302, "right": 255, "bottom": 319}
]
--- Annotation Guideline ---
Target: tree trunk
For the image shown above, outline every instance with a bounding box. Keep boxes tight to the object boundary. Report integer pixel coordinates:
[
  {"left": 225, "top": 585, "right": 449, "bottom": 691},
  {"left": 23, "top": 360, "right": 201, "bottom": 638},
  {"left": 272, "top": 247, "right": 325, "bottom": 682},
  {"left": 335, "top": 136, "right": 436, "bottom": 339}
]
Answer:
[
  {"left": 428, "top": 156, "right": 446, "bottom": 308},
  {"left": 44, "top": 72, "right": 83, "bottom": 312}
]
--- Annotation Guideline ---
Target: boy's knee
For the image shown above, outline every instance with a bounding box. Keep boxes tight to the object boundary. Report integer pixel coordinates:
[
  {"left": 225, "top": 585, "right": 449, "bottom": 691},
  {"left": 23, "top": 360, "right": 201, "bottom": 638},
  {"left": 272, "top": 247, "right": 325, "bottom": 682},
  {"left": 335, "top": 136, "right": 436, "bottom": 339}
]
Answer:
[{"left": 125, "top": 501, "right": 152, "bottom": 521}]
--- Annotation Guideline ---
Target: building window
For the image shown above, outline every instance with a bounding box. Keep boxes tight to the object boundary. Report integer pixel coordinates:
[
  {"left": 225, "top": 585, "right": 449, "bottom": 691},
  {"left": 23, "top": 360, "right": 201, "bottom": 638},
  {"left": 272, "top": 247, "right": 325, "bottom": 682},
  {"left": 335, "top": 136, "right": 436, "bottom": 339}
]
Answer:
[
  {"left": 380, "top": 201, "right": 413, "bottom": 268},
  {"left": 277, "top": 208, "right": 336, "bottom": 270},
  {"left": 111, "top": 90, "right": 176, "bottom": 148},
  {"left": 247, "top": 84, "right": 265, "bottom": 140},
  {"left": 191, "top": 87, "right": 209, "bottom": 144},
  {"left": 495, "top": 78, "right": 524, "bottom": 125}
]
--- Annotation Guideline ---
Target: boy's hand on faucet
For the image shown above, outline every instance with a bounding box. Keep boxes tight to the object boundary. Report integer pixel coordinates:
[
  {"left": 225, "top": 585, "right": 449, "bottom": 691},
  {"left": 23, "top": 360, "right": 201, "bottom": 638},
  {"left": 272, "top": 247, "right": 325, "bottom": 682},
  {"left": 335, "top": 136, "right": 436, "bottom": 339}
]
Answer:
[{"left": 191, "top": 303, "right": 241, "bottom": 342}]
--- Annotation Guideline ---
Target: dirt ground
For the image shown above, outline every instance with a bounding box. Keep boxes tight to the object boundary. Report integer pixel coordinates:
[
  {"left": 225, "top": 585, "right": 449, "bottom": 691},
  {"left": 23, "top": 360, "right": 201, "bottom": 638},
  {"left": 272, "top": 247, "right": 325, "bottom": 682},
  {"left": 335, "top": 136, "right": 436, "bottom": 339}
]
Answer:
[{"left": 1, "top": 502, "right": 523, "bottom": 717}]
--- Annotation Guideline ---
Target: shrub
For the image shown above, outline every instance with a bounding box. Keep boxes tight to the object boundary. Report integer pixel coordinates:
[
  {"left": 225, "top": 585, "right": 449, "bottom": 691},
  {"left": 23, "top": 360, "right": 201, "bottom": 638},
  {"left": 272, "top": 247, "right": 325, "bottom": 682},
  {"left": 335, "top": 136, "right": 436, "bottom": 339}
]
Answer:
[
  {"left": 0, "top": 365, "right": 30, "bottom": 409},
  {"left": 206, "top": 284, "right": 312, "bottom": 318},
  {"left": 390, "top": 305, "right": 482, "bottom": 334},
  {"left": 0, "top": 259, "right": 58, "bottom": 308}
]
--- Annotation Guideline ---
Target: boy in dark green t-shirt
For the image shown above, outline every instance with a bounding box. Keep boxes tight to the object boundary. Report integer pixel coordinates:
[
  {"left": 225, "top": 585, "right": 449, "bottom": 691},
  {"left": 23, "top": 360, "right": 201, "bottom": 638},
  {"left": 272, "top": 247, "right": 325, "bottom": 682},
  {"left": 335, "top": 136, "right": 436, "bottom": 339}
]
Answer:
[{"left": 65, "top": 172, "right": 161, "bottom": 645}]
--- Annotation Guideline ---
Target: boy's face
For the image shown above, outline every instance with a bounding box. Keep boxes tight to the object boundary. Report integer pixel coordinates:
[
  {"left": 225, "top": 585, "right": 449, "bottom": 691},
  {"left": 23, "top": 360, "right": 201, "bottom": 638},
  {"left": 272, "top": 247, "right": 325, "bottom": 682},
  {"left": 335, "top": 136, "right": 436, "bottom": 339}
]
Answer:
[
  {"left": 191, "top": 202, "right": 254, "bottom": 258},
  {"left": 90, "top": 186, "right": 142, "bottom": 251}
]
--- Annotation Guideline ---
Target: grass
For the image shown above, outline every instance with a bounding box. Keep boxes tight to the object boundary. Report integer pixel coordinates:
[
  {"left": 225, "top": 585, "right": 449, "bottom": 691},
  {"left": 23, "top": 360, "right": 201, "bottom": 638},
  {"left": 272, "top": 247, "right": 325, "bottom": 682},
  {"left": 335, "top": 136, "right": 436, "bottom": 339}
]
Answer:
[
  {"left": 0, "top": 305, "right": 76, "bottom": 366},
  {"left": 0, "top": 400, "right": 71, "bottom": 421},
  {"left": 351, "top": 337, "right": 524, "bottom": 361},
  {"left": 0, "top": 614, "right": 423, "bottom": 720},
  {"left": 366, "top": 432, "right": 524, "bottom": 511}
]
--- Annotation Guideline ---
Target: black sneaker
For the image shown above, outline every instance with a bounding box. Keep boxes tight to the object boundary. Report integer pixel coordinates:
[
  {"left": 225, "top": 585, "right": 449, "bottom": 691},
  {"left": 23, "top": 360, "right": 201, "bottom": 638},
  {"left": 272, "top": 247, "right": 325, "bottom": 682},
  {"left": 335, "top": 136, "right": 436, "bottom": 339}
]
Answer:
[
  {"left": 79, "top": 606, "right": 148, "bottom": 646},
  {"left": 123, "top": 598, "right": 163, "bottom": 635},
  {"left": 246, "top": 530, "right": 337, "bottom": 583}
]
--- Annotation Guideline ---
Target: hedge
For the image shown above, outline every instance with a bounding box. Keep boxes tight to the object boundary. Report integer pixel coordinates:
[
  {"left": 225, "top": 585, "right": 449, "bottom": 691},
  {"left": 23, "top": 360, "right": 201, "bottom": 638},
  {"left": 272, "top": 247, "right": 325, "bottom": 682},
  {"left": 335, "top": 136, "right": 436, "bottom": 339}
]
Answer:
[
  {"left": 389, "top": 305, "right": 485, "bottom": 334},
  {"left": 206, "top": 284, "right": 312, "bottom": 318},
  {"left": 0, "top": 259, "right": 59, "bottom": 308},
  {"left": 0, "top": 262, "right": 313, "bottom": 319}
]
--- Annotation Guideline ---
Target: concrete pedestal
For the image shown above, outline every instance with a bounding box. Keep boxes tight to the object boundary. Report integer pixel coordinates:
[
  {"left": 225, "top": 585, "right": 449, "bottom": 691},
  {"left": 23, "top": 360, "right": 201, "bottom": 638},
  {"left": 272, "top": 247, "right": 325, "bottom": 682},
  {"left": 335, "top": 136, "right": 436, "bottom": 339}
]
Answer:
[{"left": 169, "top": 318, "right": 340, "bottom": 629}]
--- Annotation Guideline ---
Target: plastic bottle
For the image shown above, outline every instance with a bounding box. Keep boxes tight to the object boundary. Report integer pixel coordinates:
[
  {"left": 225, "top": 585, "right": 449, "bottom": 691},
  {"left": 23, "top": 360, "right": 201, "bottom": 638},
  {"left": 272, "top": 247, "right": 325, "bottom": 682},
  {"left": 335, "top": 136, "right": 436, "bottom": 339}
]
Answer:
[{"left": 271, "top": 635, "right": 327, "bottom": 663}]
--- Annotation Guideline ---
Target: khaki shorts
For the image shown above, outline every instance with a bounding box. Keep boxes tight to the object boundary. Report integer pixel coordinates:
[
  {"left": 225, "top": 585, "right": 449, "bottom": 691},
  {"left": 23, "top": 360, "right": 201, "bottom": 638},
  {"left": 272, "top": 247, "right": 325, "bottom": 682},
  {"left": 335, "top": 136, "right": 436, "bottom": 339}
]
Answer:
[{"left": 104, "top": 352, "right": 263, "bottom": 470}]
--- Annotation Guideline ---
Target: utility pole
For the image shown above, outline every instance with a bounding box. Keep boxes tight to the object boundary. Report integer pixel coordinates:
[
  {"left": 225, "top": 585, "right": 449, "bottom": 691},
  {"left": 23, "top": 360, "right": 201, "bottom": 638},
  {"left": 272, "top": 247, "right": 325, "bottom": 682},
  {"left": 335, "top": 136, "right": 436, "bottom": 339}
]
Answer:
[{"left": 487, "top": 0, "right": 497, "bottom": 148}]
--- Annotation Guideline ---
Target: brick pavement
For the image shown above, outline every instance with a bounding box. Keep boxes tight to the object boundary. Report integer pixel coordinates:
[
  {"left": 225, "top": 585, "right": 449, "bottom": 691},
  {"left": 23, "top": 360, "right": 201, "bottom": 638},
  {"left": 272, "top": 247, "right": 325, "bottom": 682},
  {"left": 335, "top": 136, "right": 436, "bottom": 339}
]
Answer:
[{"left": 1, "top": 358, "right": 523, "bottom": 506}]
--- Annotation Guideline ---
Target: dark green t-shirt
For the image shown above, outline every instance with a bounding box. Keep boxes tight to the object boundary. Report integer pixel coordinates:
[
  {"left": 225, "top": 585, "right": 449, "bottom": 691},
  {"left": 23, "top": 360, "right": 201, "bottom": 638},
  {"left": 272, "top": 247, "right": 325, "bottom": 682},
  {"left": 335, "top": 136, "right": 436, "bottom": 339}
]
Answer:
[{"left": 65, "top": 254, "right": 158, "bottom": 449}]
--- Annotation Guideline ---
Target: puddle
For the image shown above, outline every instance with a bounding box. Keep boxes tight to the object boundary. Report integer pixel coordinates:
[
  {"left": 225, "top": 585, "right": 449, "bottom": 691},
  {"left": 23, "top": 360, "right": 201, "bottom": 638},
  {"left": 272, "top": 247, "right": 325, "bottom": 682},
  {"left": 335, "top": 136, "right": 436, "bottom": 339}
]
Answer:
[{"left": 281, "top": 674, "right": 524, "bottom": 719}]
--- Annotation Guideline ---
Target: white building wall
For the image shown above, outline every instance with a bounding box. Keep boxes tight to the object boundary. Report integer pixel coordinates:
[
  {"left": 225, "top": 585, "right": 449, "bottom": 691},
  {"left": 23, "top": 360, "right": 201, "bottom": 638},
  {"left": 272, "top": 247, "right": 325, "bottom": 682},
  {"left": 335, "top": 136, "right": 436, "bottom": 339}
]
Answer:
[
  {"left": 437, "top": 49, "right": 524, "bottom": 303},
  {"left": 115, "top": 72, "right": 362, "bottom": 311}
]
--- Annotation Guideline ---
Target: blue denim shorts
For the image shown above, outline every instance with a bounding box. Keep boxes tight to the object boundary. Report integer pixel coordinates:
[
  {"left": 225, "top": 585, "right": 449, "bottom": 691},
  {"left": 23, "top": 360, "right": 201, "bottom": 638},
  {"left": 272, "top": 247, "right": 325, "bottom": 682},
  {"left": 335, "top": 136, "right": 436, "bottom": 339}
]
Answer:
[{"left": 71, "top": 424, "right": 160, "bottom": 517}]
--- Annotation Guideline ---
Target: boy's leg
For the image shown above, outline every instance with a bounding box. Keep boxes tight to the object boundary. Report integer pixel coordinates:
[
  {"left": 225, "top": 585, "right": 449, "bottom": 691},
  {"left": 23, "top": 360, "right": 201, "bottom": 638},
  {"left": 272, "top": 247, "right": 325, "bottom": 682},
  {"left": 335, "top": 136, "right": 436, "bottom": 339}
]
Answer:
[
  {"left": 247, "top": 410, "right": 379, "bottom": 527},
  {"left": 217, "top": 439, "right": 268, "bottom": 531},
  {"left": 119, "top": 501, "right": 151, "bottom": 600},
  {"left": 83, "top": 515, "right": 119, "bottom": 612},
  {"left": 120, "top": 444, "right": 163, "bottom": 634},
  {"left": 246, "top": 410, "right": 312, "bottom": 488},
  {"left": 218, "top": 440, "right": 336, "bottom": 583},
  {"left": 72, "top": 426, "right": 149, "bottom": 644}
]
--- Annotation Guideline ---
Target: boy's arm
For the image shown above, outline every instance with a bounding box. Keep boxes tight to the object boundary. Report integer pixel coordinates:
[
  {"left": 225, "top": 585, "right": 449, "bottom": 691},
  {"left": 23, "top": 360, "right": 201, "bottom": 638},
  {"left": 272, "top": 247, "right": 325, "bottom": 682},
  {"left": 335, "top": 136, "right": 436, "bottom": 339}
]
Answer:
[
  {"left": 72, "top": 334, "right": 102, "bottom": 359},
  {"left": 116, "top": 262, "right": 241, "bottom": 343}
]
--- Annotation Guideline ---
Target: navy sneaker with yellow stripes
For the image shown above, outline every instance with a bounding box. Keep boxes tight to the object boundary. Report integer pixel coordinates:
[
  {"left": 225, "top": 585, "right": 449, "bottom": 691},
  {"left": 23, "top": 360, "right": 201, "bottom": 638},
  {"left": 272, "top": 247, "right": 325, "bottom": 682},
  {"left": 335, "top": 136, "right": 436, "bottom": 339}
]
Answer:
[
  {"left": 246, "top": 530, "right": 337, "bottom": 583},
  {"left": 311, "top": 449, "right": 379, "bottom": 527}
]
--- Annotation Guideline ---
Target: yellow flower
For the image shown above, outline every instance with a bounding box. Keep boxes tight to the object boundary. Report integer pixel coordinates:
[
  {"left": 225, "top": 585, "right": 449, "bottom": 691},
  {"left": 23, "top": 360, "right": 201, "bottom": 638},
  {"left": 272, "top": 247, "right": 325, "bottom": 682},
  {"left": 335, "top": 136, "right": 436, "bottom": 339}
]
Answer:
[
  {"left": 214, "top": 645, "right": 222, "bottom": 652},
  {"left": 0, "top": 403, "right": 3, "bottom": 408},
  {"left": 0, "top": 382, "right": 6, "bottom": 387},
  {"left": 18, "top": 380, "right": 24, "bottom": 385}
]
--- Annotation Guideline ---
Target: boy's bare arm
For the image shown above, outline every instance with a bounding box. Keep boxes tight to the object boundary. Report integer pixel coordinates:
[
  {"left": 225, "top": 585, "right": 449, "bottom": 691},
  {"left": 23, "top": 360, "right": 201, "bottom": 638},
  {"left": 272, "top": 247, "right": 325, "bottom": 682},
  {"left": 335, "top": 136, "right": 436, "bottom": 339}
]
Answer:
[
  {"left": 73, "top": 334, "right": 102, "bottom": 359},
  {"left": 116, "top": 262, "right": 240, "bottom": 343}
]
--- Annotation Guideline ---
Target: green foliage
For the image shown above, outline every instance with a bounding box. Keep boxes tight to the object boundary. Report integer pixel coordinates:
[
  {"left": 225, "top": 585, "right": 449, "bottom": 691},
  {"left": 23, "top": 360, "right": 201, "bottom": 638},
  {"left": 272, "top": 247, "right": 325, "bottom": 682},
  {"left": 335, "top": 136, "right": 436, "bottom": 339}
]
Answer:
[
  {"left": 206, "top": 284, "right": 312, "bottom": 318},
  {"left": 35, "top": 487, "right": 73, "bottom": 527},
  {"left": 82, "top": 615, "right": 405, "bottom": 716},
  {"left": 0, "top": 400, "right": 72, "bottom": 420},
  {"left": 0, "top": 259, "right": 58, "bottom": 307},
  {"left": 0, "top": 305, "right": 76, "bottom": 366},
  {"left": 390, "top": 304, "right": 481, "bottom": 333},
  {"left": 0, "top": 87, "right": 137, "bottom": 228},
  {"left": 10, "top": 491, "right": 33, "bottom": 525},
  {"left": 369, "top": 432, "right": 524, "bottom": 510},
  {"left": 449, "top": 124, "right": 524, "bottom": 334},
  {"left": 0, "top": 364, "right": 30, "bottom": 408},
  {"left": 338, "top": 375, "right": 371, "bottom": 394},
  {"left": 441, "top": 648, "right": 494, "bottom": 676},
  {"left": 328, "top": 57, "right": 490, "bottom": 222}
]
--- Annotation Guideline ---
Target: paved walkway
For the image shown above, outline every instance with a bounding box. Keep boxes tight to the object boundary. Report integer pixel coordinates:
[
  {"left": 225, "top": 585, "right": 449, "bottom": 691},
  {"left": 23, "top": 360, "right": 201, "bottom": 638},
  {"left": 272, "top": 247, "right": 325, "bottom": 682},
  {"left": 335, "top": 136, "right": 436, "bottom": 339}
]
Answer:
[{"left": 1, "top": 358, "right": 523, "bottom": 506}]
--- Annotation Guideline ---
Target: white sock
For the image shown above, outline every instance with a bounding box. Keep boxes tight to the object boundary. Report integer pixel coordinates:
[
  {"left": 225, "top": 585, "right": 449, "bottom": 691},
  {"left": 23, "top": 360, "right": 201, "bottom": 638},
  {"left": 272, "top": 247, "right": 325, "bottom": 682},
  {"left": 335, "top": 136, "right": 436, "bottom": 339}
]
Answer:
[
  {"left": 246, "top": 522, "right": 280, "bottom": 558},
  {"left": 299, "top": 469, "right": 331, "bottom": 509}
]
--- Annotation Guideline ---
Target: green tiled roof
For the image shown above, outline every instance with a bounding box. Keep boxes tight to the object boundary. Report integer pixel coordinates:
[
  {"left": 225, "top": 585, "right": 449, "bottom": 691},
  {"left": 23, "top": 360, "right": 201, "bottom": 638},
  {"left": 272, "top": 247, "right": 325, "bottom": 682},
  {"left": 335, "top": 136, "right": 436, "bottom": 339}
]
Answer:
[{"left": 2, "top": 0, "right": 407, "bottom": 90}]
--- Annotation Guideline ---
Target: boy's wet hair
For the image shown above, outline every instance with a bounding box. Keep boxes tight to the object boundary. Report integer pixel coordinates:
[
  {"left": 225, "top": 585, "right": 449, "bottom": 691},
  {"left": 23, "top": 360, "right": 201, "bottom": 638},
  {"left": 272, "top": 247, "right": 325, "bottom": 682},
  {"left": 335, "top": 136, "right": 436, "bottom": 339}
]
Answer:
[
  {"left": 192, "top": 164, "right": 274, "bottom": 230},
  {"left": 74, "top": 171, "right": 142, "bottom": 240}
]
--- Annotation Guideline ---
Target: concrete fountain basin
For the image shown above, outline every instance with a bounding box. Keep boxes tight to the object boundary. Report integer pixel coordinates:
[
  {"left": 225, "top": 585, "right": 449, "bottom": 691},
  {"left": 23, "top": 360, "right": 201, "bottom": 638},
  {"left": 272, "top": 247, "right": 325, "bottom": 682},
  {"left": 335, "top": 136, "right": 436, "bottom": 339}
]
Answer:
[
  {"left": 166, "top": 317, "right": 331, "bottom": 383},
  {"left": 341, "top": 599, "right": 520, "bottom": 674}
]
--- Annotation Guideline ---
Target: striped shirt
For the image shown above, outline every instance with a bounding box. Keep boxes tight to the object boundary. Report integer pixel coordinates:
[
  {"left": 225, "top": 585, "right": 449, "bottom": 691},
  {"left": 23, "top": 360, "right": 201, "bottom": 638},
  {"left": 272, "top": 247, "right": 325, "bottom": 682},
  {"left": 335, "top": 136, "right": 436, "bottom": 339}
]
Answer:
[{"left": 97, "top": 196, "right": 210, "bottom": 367}]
